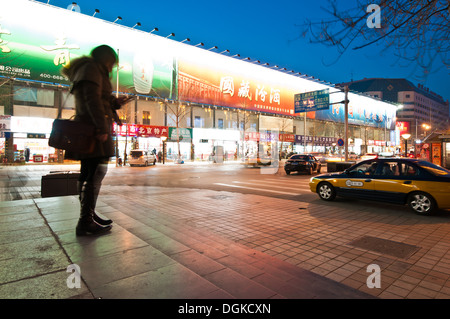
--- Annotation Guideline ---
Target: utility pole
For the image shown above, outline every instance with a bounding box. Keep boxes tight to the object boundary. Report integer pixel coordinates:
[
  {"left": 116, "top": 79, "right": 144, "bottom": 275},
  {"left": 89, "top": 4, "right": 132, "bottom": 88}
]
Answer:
[{"left": 344, "top": 85, "right": 349, "bottom": 161}]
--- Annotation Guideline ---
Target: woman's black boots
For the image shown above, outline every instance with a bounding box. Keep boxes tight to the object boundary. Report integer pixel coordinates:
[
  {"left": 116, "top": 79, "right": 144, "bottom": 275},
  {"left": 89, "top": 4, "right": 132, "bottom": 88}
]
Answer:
[{"left": 76, "top": 181, "right": 112, "bottom": 236}]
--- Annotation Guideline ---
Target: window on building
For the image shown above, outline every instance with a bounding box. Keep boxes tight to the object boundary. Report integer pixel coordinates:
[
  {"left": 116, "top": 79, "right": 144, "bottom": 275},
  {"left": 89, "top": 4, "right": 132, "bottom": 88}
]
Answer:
[
  {"left": 143, "top": 111, "right": 150, "bottom": 125},
  {"left": 218, "top": 118, "right": 223, "bottom": 129},
  {"left": 13, "top": 85, "right": 55, "bottom": 106},
  {"left": 37, "top": 89, "right": 54, "bottom": 106},
  {"left": 14, "top": 86, "right": 37, "bottom": 104},
  {"left": 194, "top": 116, "right": 203, "bottom": 128}
]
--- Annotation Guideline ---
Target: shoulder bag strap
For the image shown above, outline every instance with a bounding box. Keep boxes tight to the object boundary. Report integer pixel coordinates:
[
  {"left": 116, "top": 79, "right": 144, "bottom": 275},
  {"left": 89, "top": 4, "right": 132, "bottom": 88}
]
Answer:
[{"left": 57, "top": 88, "right": 71, "bottom": 119}]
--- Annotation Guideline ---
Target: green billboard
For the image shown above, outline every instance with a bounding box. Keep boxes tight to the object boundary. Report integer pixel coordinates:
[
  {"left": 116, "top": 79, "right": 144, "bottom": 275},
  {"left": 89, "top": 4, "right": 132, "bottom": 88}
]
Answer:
[{"left": 0, "top": 0, "right": 176, "bottom": 99}]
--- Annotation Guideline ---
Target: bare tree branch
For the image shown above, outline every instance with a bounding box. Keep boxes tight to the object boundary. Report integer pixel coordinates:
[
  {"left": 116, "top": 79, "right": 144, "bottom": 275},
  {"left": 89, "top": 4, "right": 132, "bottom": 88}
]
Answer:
[{"left": 299, "top": 0, "right": 450, "bottom": 79}]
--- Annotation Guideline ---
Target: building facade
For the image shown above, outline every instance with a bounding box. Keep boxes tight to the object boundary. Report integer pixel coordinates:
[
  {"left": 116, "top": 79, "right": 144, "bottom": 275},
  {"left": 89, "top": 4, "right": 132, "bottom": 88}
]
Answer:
[
  {"left": 343, "top": 78, "right": 449, "bottom": 142},
  {"left": 0, "top": 0, "right": 399, "bottom": 164}
]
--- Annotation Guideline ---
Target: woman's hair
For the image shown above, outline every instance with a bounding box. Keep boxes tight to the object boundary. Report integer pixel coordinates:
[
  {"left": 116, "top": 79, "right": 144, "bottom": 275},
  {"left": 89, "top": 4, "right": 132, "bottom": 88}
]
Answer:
[
  {"left": 61, "top": 45, "right": 117, "bottom": 79},
  {"left": 90, "top": 45, "right": 118, "bottom": 65}
]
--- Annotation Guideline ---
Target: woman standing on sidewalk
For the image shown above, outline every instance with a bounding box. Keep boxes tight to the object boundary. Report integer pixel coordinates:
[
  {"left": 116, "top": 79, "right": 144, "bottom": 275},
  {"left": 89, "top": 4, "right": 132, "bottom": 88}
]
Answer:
[{"left": 62, "top": 45, "right": 128, "bottom": 236}]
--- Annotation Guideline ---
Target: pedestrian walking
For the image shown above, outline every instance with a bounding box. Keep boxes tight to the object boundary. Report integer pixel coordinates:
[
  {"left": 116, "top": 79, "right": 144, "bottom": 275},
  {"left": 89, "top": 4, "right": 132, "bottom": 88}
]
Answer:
[{"left": 62, "top": 45, "right": 130, "bottom": 236}]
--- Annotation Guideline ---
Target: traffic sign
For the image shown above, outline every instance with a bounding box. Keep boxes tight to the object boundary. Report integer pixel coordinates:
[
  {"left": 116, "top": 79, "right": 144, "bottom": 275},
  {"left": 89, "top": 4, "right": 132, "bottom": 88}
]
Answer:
[
  {"left": 337, "top": 138, "right": 344, "bottom": 147},
  {"left": 294, "top": 89, "right": 330, "bottom": 113}
]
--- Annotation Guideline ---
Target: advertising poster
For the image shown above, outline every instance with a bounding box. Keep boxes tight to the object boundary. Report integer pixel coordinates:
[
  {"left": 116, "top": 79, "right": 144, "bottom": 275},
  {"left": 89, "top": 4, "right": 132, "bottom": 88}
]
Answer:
[
  {"left": 178, "top": 50, "right": 300, "bottom": 116},
  {"left": 313, "top": 95, "right": 397, "bottom": 129},
  {"left": 418, "top": 143, "right": 430, "bottom": 160},
  {"left": 432, "top": 143, "right": 441, "bottom": 166}
]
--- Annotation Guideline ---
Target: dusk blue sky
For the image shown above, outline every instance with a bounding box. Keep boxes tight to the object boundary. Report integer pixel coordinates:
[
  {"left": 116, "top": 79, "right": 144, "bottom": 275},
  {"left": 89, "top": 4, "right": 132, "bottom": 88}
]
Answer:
[{"left": 35, "top": 0, "right": 449, "bottom": 102}]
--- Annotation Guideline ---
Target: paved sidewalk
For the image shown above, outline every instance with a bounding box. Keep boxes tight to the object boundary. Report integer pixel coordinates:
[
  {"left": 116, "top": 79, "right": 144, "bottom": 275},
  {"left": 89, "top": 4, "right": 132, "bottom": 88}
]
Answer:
[
  {"left": 1, "top": 164, "right": 450, "bottom": 300},
  {"left": 0, "top": 165, "right": 374, "bottom": 300}
]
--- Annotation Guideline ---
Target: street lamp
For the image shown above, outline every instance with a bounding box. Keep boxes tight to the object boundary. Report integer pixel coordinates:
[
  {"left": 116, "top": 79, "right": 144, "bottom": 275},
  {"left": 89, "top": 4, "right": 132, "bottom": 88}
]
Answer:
[
  {"left": 402, "top": 133, "right": 411, "bottom": 157},
  {"left": 422, "top": 123, "right": 431, "bottom": 135}
]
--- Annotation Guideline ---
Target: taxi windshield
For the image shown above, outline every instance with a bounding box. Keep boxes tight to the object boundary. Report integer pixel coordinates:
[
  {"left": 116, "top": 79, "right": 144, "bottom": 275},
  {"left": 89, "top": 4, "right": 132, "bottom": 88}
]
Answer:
[{"left": 417, "top": 161, "right": 450, "bottom": 176}]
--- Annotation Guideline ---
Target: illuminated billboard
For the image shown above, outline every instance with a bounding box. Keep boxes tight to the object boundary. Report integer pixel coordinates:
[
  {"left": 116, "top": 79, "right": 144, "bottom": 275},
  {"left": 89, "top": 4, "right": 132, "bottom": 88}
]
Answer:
[
  {"left": 314, "top": 92, "right": 397, "bottom": 129},
  {"left": 0, "top": 0, "right": 176, "bottom": 98},
  {"left": 396, "top": 121, "right": 411, "bottom": 135}
]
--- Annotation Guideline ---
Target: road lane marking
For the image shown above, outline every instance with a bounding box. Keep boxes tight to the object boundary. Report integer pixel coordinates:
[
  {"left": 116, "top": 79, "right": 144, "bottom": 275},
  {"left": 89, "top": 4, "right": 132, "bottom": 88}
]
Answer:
[
  {"left": 233, "top": 181, "right": 309, "bottom": 192},
  {"left": 249, "top": 179, "right": 310, "bottom": 186},
  {"left": 214, "top": 183, "right": 299, "bottom": 196}
]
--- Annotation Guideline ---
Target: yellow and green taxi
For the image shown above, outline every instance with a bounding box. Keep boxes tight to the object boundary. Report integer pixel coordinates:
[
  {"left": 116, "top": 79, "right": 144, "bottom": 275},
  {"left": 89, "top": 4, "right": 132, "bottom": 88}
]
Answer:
[{"left": 309, "top": 158, "right": 450, "bottom": 215}]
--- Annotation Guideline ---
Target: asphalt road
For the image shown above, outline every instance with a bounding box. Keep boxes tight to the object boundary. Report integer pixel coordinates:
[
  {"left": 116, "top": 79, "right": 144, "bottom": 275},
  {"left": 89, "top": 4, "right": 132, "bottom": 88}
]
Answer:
[
  {"left": 3, "top": 161, "right": 449, "bottom": 216},
  {"left": 103, "top": 162, "right": 320, "bottom": 202}
]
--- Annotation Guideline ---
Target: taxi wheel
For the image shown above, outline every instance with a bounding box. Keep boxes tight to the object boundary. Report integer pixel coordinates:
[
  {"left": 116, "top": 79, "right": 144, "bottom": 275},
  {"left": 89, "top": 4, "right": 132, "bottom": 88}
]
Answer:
[
  {"left": 317, "top": 182, "right": 336, "bottom": 201},
  {"left": 407, "top": 192, "right": 436, "bottom": 215}
]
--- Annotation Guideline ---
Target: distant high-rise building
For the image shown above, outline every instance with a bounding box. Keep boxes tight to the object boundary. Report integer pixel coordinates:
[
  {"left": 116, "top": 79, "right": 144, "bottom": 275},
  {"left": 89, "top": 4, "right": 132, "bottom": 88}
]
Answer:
[{"left": 341, "top": 78, "right": 449, "bottom": 140}]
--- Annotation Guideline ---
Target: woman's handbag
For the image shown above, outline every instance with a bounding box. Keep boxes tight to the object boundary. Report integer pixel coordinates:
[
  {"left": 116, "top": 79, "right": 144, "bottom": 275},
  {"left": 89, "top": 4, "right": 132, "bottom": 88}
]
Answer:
[
  {"left": 48, "top": 97, "right": 96, "bottom": 154},
  {"left": 49, "top": 118, "right": 95, "bottom": 154}
]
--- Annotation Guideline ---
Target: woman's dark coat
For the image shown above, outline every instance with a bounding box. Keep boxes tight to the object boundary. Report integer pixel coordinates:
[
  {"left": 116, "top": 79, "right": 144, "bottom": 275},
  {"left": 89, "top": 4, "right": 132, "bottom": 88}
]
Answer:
[{"left": 62, "top": 57, "right": 118, "bottom": 160}]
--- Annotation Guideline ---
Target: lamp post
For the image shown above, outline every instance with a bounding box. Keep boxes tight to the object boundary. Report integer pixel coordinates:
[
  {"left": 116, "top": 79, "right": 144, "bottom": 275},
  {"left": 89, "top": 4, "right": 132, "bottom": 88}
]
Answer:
[
  {"left": 161, "top": 136, "right": 167, "bottom": 164},
  {"left": 402, "top": 133, "right": 411, "bottom": 157}
]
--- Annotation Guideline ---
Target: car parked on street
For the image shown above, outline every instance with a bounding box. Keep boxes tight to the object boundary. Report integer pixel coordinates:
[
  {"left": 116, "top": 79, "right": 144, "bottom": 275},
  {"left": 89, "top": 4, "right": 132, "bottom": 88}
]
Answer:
[
  {"left": 309, "top": 158, "right": 450, "bottom": 215},
  {"left": 129, "top": 150, "right": 156, "bottom": 167},
  {"left": 285, "top": 154, "right": 321, "bottom": 175}
]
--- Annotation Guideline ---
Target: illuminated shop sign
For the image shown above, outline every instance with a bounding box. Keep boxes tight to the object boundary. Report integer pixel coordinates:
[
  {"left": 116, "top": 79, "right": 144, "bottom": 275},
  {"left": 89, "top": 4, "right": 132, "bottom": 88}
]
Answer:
[
  {"left": 113, "top": 124, "right": 168, "bottom": 137},
  {"left": 396, "top": 121, "right": 410, "bottom": 135},
  {"left": 168, "top": 127, "right": 192, "bottom": 142},
  {"left": 295, "top": 136, "right": 338, "bottom": 145},
  {"left": 10, "top": 116, "right": 54, "bottom": 133}
]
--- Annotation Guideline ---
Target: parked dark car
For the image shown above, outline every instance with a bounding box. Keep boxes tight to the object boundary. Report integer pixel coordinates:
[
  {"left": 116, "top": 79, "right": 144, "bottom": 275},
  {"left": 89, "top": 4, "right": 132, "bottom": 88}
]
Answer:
[{"left": 285, "top": 154, "right": 321, "bottom": 175}]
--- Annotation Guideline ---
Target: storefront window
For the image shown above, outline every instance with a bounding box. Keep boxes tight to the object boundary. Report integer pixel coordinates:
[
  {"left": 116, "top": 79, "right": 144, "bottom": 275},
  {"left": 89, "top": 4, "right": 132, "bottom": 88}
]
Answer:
[
  {"left": 445, "top": 142, "right": 450, "bottom": 169},
  {"left": 14, "top": 86, "right": 37, "bottom": 103}
]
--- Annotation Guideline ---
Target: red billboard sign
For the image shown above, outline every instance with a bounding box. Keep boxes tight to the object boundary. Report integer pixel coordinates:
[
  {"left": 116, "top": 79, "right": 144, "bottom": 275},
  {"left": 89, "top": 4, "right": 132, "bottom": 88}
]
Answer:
[
  {"left": 113, "top": 124, "right": 168, "bottom": 137},
  {"left": 396, "top": 121, "right": 410, "bottom": 135}
]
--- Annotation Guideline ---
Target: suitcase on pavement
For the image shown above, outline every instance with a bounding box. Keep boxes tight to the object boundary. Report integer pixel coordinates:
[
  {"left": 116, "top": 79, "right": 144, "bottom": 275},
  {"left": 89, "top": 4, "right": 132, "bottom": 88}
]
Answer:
[{"left": 41, "top": 171, "right": 80, "bottom": 198}]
